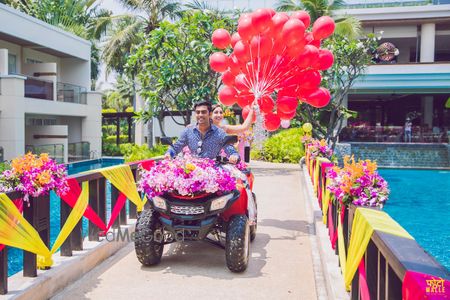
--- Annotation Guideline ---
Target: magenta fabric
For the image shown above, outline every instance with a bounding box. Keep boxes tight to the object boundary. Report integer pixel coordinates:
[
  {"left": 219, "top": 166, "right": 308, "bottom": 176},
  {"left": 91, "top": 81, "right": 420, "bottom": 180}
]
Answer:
[
  {"left": 359, "top": 257, "right": 371, "bottom": 300},
  {"left": 402, "top": 270, "right": 450, "bottom": 300}
]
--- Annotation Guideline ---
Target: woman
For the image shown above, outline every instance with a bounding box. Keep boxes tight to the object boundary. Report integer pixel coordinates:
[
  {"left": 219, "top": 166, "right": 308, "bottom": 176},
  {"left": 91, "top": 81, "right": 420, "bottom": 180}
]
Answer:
[
  {"left": 211, "top": 104, "right": 255, "bottom": 162},
  {"left": 211, "top": 104, "right": 255, "bottom": 134}
]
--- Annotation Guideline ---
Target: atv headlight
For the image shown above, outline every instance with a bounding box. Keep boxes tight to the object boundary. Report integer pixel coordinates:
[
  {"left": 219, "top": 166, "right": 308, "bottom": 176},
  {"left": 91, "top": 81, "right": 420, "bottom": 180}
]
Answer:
[
  {"left": 210, "top": 194, "right": 234, "bottom": 211},
  {"left": 152, "top": 196, "right": 167, "bottom": 210}
]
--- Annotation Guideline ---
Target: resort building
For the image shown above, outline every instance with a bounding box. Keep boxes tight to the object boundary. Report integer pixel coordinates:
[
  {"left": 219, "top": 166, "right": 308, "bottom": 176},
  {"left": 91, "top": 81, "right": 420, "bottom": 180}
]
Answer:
[
  {"left": 338, "top": 1, "right": 450, "bottom": 143},
  {"left": 0, "top": 3, "right": 102, "bottom": 163}
]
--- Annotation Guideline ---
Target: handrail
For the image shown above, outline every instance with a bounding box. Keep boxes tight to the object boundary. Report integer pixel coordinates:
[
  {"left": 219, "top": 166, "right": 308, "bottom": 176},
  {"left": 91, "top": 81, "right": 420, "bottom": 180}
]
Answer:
[
  {"left": 308, "top": 156, "right": 449, "bottom": 299},
  {"left": 0, "top": 157, "right": 161, "bottom": 295}
]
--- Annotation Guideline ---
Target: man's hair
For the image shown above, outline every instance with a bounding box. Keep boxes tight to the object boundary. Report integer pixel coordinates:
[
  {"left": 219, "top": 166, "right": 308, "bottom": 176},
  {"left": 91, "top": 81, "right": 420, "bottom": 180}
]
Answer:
[{"left": 193, "top": 100, "right": 212, "bottom": 112}]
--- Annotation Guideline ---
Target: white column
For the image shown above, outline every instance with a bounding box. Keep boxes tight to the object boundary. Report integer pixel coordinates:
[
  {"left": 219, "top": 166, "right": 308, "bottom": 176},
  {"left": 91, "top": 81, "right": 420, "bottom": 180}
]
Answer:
[
  {"left": 81, "top": 92, "right": 102, "bottom": 157},
  {"left": 0, "top": 75, "right": 26, "bottom": 160},
  {"left": 134, "top": 93, "right": 145, "bottom": 146},
  {"left": 421, "top": 96, "right": 434, "bottom": 128},
  {"left": 0, "top": 49, "right": 8, "bottom": 75},
  {"left": 420, "top": 23, "right": 435, "bottom": 63}
]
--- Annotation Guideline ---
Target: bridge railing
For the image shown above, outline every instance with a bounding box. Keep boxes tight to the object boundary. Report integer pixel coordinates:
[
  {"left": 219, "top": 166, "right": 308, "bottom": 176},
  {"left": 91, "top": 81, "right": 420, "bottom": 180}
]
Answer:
[
  {"left": 0, "top": 158, "right": 158, "bottom": 295},
  {"left": 309, "top": 156, "right": 449, "bottom": 299}
]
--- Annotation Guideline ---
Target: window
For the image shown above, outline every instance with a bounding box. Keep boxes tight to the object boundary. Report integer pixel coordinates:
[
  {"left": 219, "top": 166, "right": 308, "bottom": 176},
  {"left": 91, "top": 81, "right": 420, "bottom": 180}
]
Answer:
[{"left": 8, "top": 54, "right": 17, "bottom": 74}]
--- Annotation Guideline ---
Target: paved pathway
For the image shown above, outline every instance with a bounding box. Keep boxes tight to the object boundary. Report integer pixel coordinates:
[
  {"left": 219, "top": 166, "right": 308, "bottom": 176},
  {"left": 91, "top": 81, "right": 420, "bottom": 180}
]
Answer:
[{"left": 53, "top": 162, "right": 319, "bottom": 300}]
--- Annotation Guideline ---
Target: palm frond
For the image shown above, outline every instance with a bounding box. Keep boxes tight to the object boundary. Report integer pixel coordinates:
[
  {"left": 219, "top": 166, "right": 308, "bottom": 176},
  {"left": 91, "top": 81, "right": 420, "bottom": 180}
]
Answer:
[
  {"left": 334, "top": 16, "right": 362, "bottom": 40},
  {"left": 275, "top": 0, "right": 303, "bottom": 12}
]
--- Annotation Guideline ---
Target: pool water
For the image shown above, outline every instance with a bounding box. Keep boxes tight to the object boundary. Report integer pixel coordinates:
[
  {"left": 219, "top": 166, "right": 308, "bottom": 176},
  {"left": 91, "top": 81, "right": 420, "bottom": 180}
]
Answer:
[
  {"left": 7, "top": 158, "right": 124, "bottom": 276},
  {"left": 379, "top": 169, "right": 450, "bottom": 271}
]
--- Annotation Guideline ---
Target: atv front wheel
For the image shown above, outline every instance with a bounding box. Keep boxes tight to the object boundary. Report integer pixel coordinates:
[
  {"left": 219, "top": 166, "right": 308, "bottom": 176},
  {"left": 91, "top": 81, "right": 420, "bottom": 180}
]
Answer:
[
  {"left": 134, "top": 209, "right": 164, "bottom": 266},
  {"left": 225, "top": 215, "right": 250, "bottom": 272}
]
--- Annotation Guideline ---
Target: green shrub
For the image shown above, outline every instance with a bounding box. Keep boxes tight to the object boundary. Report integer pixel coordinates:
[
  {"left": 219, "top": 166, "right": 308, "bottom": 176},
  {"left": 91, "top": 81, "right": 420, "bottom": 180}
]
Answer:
[
  {"left": 251, "top": 128, "right": 305, "bottom": 163},
  {"left": 104, "top": 135, "right": 129, "bottom": 144},
  {"left": 0, "top": 162, "right": 10, "bottom": 173},
  {"left": 119, "top": 143, "right": 168, "bottom": 163},
  {"left": 125, "top": 106, "right": 134, "bottom": 112},
  {"left": 102, "top": 108, "right": 117, "bottom": 114},
  {"left": 102, "top": 143, "right": 121, "bottom": 156},
  {"left": 102, "top": 125, "right": 117, "bottom": 136}
]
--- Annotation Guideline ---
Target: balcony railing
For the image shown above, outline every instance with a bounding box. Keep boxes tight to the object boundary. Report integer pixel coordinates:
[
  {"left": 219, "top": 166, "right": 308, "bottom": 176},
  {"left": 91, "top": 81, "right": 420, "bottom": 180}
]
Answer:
[
  {"left": 57, "top": 82, "right": 87, "bottom": 104},
  {"left": 25, "top": 144, "right": 64, "bottom": 164},
  {"left": 343, "top": 0, "right": 449, "bottom": 9},
  {"left": 340, "top": 126, "right": 449, "bottom": 143},
  {"left": 24, "top": 76, "right": 53, "bottom": 101},
  {"left": 68, "top": 142, "right": 90, "bottom": 162}
]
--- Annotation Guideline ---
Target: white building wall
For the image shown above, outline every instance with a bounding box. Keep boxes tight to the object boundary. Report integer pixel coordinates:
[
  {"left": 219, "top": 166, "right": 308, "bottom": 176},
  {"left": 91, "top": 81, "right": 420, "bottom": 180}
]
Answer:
[
  {"left": 59, "top": 58, "right": 90, "bottom": 89},
  {"left": 81, "top": 92, "right": 102, "bottom": 156},
  {"left": 58, "top": 116, "right": 82, "bottom": 143},
  {"left": 0, "top": 40, "right": 21, "bottom": 73},
  {"left": 0, "top": 75, "right": 26, "bottom": 160}
]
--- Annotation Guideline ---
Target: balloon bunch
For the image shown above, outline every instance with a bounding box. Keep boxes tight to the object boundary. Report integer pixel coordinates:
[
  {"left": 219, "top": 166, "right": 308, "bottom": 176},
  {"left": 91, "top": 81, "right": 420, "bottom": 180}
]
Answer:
[{"left": 209, "top": 8, "right": 335, "bottom": 131}]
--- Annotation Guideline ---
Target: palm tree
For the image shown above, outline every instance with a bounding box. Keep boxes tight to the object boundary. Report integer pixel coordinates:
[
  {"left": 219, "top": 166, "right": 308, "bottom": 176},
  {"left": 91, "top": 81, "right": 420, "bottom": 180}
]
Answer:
[
  {"left": 275, "top": 0, "right": 361, "bottom": 39},
  {"left": 102, "top": 0, "right": 182, "bottom": 74}
]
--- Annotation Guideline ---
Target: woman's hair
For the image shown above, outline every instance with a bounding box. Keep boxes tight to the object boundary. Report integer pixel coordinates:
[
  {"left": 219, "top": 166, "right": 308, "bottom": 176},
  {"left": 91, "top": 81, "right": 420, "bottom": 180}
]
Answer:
[{"left": 211, "top": 104, "right": 223, "bottom": 112}]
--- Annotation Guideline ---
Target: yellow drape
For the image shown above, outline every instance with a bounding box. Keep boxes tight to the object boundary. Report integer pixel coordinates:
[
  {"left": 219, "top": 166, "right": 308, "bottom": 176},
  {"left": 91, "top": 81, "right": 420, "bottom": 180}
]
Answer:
[
  {"left": 344, "top": 207, "right": 413, "bottom": 290},
  {"left": 0, "top": 194, "right": 51, "bottom": 259},
  {"left": 0, "top": 182, "right": 89, "bottom": 269},
  {"left": 322, "top": 179, "right": 331, "bottom": 224},
  {"left": 314, "top": 157, "right": 329, "bottom": 196},
  {"left": 337, "top": 212, "right": 347, "bottom": 276},
  {"left": 100, "top": 164, "right": 144, "bottom": 212}
]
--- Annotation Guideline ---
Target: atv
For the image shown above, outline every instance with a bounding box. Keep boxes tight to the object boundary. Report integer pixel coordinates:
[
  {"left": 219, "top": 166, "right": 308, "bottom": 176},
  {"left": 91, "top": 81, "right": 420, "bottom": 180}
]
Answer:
[{"left": 134, "top": 137, "right": 257, "bottom": 272}]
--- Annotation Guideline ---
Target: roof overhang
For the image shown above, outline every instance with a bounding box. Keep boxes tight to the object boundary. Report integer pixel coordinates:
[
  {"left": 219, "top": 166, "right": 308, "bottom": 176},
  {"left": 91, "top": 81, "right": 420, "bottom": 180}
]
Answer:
[
  {"left": 350, "top": 63, "right": 450, "bottom": 94},
  {"left": 0, "top": 4, "right": 91, "bottom": 61}
]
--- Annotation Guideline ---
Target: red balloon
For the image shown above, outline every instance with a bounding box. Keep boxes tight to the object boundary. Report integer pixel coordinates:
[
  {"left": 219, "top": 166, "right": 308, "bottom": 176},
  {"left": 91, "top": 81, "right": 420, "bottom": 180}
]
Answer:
[
  {"left": 296, "top": 45, "right": 319, "bottom": 69},
  {"left": 242, "top": 105, "right": 256, "bottom": 123},
  {"left": 233, "top": 40, "right": 250, "bottom": 62},
  {"left": 238, "top": 16, "right": 256, "bottom": 41},
  {"left": 298, "top": 70, "right": 321, "bottom": 89},
  {"left": 221, "top": 70, "right": 235, "bottom": 86},
  {"left": 228, "top": 54, "right": 242, "bottom": 75},
  {"left": 250, "top": 35, "right": 273, "bottom": 58},
  {"left": 237, "top": 94, "right": 253, "bottom": 108},
  {"left": 286, "top": 43, "right": 305, "bottom": 59},
  {"left": 302, "top": 87, "right": 331, "bottom": 108},
  {"left": 212, "top": 29, "right": 231, "bottom": 49},
  {"left": 282, "top": 19, "right": 306, "bottom": 46},
  {"left": 252, "top": 8, "right": 273, "bottom": 33},
  {"left": 278, "top": 86, "right": 298, "bottom": 98},
  {"left": 218, "top": 86, "right": 237, "bottom": 106},
  {"left": 258, "top": 95, "right": 274, "bottom": 113},
  {"left": 314, "top": 49, "right": 334, "bottom": 70},
  {"left": 267, "top": 8, "right": 276, "bottom": 17},
  {"left": 231, "top": 32, "right": 241, "bottom": 47},
  {"left": 277, "top": 107, "right": 296, "bottom": 120},
  {"left": 312, "top": 16, "right": 335, "bottom": 40},
  {"left": 264, "top": 113, "right": 281, "bottom": 131},
  {"left": 234, "top": 73, "right": 249, "bottom": 91},
  {"left": 272, "top": 13, "right": 290, "bottom": 40},
  {"left": 290, "top": 11, "right": 311, "bottom": 28},
  {"left": 277, "top": 95, "right": 298, "bottom": 113},
  {"left": 209, "top": 52, "right": 229, "bottom": 72}
]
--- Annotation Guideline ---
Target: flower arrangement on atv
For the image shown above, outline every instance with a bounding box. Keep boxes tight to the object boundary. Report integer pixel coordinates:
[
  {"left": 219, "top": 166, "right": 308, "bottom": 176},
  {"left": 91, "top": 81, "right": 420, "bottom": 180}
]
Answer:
[{"left": 138, "top": 152, "right": 237, "bottom": 198}]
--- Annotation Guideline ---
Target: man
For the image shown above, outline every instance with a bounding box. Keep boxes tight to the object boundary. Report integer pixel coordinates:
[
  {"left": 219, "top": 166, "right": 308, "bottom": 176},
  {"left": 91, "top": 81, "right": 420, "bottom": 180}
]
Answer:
[
  {"left": 404, "top": 117, "right": 412, "bottom": 143},
  {"left": 165, "top": 100, "right": 239, "bottom": 163}
]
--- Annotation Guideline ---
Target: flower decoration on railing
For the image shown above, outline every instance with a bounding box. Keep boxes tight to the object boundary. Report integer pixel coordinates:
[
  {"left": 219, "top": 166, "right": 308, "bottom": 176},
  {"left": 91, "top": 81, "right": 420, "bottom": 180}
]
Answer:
[
  {"left": 0, "top": 153, "right": 68, "bottom": 201},
  {"left": 307, "top": 138, "right": 333, "bottom": 160},
  {"left": 326, "top": 156, "right": 389, "bottom": 208},
  {"left": 138, "top": 151, "right": 236, "bottom": 198}
]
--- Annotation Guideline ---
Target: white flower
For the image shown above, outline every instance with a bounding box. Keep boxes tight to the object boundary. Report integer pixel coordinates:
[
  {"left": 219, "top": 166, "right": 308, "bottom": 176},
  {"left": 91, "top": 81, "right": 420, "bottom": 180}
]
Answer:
[
  {"left": 356, "top": 42, "right": 364, "bottom": 49},
  {"left": 394, "top": 49, "right": 400, "bottom": 56}
]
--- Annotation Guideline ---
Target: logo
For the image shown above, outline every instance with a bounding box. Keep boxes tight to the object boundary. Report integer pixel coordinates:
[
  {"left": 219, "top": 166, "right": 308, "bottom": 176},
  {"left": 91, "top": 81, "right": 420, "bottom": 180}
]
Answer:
[{"left": 425, "top": 277, "right": 446, "bottom": 295}]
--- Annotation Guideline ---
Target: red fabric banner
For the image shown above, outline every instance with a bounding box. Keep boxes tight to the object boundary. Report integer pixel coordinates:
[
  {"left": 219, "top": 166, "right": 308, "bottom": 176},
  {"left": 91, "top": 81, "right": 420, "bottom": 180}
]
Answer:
[
  {"left": 104, "top": 192, "right": 128, "bottom": 234},
  {"left": 359, "top": 257, "right": 371, "bottom": 300},
  {"left": 62, "top": 178, "right": 108, "bottom": 232},
  {"left": 402, "top": 270, "right": 450, "bottom": 300},
  {"left": 319, "top": 162, "right": 335, "bottom": 206},
  {"left": 0, "top": 198, "right": 23, "bottom": 252}
]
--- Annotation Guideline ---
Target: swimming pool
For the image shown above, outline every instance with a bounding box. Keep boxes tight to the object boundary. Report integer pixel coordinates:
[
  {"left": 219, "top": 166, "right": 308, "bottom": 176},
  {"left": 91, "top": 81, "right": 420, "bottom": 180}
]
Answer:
[
  {"left": 7, "top": 158, "right": 124, "bottom": 276},
  {"left": 379, "top": 168, "right": 450, "bottom": 271}
]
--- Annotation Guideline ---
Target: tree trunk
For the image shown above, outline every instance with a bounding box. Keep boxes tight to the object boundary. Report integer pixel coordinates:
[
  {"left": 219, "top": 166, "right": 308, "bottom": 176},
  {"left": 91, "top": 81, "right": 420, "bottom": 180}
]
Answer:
[{"left": 147, "top": 118, "right": 153, "bottom": 148}]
